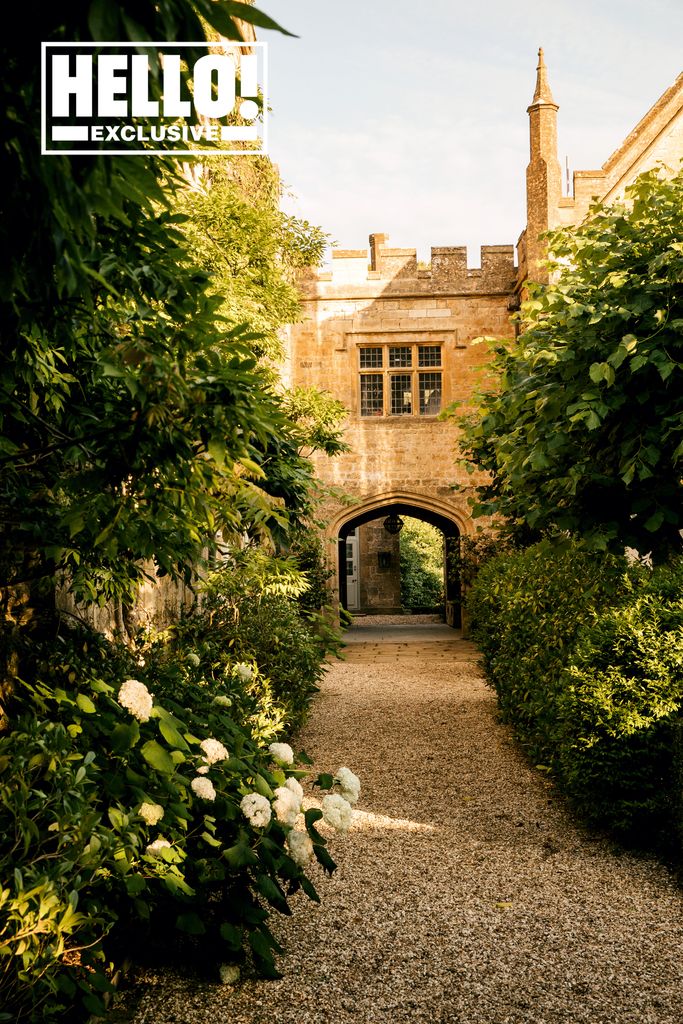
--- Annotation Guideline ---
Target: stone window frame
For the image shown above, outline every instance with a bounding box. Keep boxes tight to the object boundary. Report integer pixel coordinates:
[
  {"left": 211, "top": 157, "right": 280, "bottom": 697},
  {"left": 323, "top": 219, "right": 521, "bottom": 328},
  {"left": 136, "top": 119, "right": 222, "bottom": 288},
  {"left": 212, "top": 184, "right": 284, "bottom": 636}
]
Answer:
[{"left": 358, "top": 342, "right": 443, "bottom": 418}]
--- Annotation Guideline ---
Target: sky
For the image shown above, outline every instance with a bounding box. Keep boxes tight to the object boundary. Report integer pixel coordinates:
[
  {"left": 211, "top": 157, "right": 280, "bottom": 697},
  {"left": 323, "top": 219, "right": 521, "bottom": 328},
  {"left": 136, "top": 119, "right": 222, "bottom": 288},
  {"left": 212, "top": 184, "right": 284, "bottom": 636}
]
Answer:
[{"left": 258, "top": 0, "right": 683, "bottom": 266}]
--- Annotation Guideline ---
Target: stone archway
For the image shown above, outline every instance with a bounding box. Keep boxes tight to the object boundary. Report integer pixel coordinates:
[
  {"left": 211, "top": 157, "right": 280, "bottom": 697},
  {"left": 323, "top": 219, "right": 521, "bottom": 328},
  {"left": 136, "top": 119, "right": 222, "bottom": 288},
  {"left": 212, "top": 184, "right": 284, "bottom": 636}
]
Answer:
[{"left": 330, "top": 491, "right": 468, "bottom": 628}]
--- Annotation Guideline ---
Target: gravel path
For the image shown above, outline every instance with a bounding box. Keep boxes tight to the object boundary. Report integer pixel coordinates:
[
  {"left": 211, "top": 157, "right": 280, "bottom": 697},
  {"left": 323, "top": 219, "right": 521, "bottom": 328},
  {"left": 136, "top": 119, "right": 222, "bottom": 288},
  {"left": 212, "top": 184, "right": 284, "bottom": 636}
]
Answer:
[{"left": 127, "top": 619, "right": 683, "bottom": 1024}]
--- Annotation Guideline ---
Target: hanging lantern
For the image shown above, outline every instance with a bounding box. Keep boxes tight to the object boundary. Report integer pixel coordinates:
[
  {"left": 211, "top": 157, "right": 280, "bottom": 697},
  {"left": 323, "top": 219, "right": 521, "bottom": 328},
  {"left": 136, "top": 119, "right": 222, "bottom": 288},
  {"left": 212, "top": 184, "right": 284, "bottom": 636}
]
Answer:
[{"left": 383, "top": 513, "right": 404, "bottom": 535}]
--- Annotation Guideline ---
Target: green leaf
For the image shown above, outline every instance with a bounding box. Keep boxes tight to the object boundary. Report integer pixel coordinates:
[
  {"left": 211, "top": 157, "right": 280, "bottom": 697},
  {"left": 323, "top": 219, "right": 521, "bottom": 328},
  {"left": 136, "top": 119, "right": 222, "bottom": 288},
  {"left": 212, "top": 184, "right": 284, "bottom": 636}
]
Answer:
[
  {"left": 201, "top": 831, "right": 222, "bottom": 848},
  {"left": 220, "top": 922, "right": 243, "bottom": 950},
  {"left": 207, "top": 438, "right": 227, "bottom": 466},
  {"left": 81, "top": 993, "right": 106, "bottom": 1017},
  {"left": 224, "top": 839, "right": 258, "bottom": 868},
  {"left": 253, "top": 774, "right": 274, "bottom": 799},
  {"left": 107, "top": 806, "right": 126, "bottom": 829},
  {"left": 256, "top": 873, "right": 287, "bottom": 909},
  {"left": 125, "top": 874, "right": 147, "bottom": 896},
  {"left": 158, "top": 719, "right": 190, "bottom": 751},
  {"left": 76, "top": 693, "right": 96, "bottom": 714},
  {"left": 176, "top": 912, "right": 206, "bottom": 935},
  {"left": 299, "top": 875, "right": 320, "bottom": 902},
  {"left": 141, "top": 740, "right": 175, "bottom": 776},
  {"left": 313, "top": 844, "right": 336, "bottom": 875},
  {"left": 644, "top": 510, "right": 664, "bottom": 532}
]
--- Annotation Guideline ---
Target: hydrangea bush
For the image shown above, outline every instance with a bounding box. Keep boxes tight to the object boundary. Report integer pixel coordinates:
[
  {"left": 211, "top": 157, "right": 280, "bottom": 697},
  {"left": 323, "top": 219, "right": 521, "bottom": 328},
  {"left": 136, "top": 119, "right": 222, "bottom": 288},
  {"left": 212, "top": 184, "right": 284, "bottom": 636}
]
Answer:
[{"left": 0, "top": 626, "right": 360, "bottom": 1022}]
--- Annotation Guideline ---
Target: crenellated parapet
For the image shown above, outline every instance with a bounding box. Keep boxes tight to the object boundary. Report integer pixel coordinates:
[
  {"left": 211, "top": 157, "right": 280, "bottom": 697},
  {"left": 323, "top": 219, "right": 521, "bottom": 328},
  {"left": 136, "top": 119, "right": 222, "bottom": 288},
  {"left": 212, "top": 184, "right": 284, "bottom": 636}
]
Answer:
[{"left": 301, "top": 235, "right": 517, "bottom": 297}]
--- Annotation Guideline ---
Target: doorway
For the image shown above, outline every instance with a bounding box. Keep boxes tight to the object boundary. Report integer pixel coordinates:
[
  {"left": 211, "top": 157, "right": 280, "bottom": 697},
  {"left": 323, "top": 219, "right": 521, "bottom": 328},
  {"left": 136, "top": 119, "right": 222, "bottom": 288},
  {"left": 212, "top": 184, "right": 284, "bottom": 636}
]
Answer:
[{"left": 345, "top": 529, "right": 360, "bottom": 611}]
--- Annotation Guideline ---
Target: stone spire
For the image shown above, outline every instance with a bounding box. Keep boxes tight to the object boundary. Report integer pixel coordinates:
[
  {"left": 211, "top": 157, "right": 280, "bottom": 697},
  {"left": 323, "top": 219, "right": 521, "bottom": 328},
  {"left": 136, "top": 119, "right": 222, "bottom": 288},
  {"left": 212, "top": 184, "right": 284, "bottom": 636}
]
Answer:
[
  {"left": 524, "top": 47, "right": 562, "bottom": 283},
  {"left": 530, "top": 47, "right": 556, "bottom": 107}
]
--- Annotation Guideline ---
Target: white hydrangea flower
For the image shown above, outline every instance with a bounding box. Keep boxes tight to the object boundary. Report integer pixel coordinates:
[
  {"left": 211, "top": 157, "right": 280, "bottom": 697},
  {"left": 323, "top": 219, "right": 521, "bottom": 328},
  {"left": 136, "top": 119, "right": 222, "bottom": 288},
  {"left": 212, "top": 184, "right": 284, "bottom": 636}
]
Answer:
[
  {"left": 240, "top": 792, "right": 272, "bottom": 828},
  {"left": 287, "top": 829, "right": 314, "bottom": 868},
  {"left": 139, "top": 801, "right": 164, "bottom": 825},
  {"left": 200, "top": 737, "right": 229, "bottom": 764},
  {"left": 213, "top": 694, "right": 232, "bottom": 708},
  {"left": 191, "top": 776, "right": 217, "bottom": 802},
  {"left": 233, "top": 662, "right": 253, "bottom": 682},
  {"left": 336, "top": 766, "right": 361, "bottom": 805},
  {"left": 322, "top": 793, "right": 353, "bottom": 833},
  {"left": 268, "top": 742, "right": 294, "bottom": 766},
  {"left": 273, "top": 786, "right": 301, "bottom": 826},
  {"left": 219, "top": 963, "right": 240, "bottom": 985},
  {"left": 118, "top": 678, "right": 153, "bottom": 723},
  {"left": 187, "top": 652, "right": 201, "bottom": 667},
  {"left": 146, "top": 837, "right": 172, "bottom": 857},
  {"left": 284, "top": 776, "right": 304, "bottom": 802},
  {"left": 196, "top": 765, "right": 210, "bottom": 775}
]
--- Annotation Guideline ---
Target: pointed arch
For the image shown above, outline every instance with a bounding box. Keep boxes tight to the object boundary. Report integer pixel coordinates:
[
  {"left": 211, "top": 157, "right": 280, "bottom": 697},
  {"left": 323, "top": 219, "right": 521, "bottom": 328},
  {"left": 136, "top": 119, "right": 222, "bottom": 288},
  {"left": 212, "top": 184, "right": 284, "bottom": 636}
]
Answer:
[{"left": 330, "top": 490, "right": 467, "bottom": 627}]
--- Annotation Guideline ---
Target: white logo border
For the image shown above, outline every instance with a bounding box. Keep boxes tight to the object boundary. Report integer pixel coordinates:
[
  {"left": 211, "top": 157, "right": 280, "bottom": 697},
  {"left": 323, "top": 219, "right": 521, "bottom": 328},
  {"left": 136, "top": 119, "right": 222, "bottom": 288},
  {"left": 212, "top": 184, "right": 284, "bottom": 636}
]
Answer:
[{"left": 41, "top": 40, "right": 268, "bottom": 157}]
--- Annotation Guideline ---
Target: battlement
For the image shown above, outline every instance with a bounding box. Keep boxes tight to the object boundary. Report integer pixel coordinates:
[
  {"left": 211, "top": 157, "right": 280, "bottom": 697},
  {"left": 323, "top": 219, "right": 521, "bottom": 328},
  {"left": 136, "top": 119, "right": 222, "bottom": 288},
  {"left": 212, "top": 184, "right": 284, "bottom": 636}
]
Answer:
[{"left": 317, "top": 234, "right": 516, "bottom": 294}]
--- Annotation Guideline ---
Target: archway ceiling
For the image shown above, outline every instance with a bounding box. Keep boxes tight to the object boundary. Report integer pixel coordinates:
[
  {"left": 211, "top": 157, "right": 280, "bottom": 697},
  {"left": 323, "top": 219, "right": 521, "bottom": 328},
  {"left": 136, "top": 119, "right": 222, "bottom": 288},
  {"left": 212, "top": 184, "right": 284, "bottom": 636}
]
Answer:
[{"left": 339, "top": 502, "right": 460, "bottom": 539}]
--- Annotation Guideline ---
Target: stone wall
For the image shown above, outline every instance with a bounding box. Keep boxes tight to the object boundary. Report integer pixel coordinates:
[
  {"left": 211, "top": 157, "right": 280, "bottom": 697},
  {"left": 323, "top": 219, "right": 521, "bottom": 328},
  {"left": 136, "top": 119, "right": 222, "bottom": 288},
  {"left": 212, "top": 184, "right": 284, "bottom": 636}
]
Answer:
[
  {"left": 358, "top": 520, "right": 401, "bottom": 613},
  {"left": 286, "top": 234, "right": 516, "bottom": 611},
  {"left": 56, "top": 565, "right": 196, "bottom": 641}
]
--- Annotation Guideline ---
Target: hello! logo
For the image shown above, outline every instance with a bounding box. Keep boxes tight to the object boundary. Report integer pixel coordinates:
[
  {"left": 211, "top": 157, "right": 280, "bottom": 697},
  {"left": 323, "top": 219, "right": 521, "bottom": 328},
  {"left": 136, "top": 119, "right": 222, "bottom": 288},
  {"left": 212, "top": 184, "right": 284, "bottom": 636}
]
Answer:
[{"left": 41, "top": 42, "right": 267, "bottom": 156}]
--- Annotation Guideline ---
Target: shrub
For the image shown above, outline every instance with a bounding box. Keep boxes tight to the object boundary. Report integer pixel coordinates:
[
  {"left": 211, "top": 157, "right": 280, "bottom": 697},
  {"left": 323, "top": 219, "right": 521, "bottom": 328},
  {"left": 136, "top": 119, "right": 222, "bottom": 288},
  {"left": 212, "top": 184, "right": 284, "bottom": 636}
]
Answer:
[
  {"left": 468, "top": 540, "right": 683, "bottom": 846},
  {"left": 468, "top": 540, "right": 630, "bottom": 750},
  {"left": 0, "top": 719, "right": 116, "bottom": 1023},
  {"left": 399, "top": 519, "right": 444, "bottom": 610},
  {"left": 185, "top": 548, "right": 333, "bottom": 730},
  {"left": 1, "top": 621, "right": 348, "bottom": 1021}
]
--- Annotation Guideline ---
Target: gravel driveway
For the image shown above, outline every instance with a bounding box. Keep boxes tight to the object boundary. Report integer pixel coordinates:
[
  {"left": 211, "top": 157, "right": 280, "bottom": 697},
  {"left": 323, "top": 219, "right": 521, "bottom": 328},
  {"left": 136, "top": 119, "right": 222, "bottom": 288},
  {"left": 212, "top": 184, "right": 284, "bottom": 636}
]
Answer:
[{"left": 127, "top": 618, "right": 683, "bottom": 1024}]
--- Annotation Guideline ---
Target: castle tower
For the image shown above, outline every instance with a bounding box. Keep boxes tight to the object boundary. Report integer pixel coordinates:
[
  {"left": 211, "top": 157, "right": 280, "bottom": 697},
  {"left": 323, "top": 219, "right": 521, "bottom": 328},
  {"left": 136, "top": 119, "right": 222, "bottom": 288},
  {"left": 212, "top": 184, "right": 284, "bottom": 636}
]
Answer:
[{"left": 525, "top": 48, "right": 562, "bottom": 283}]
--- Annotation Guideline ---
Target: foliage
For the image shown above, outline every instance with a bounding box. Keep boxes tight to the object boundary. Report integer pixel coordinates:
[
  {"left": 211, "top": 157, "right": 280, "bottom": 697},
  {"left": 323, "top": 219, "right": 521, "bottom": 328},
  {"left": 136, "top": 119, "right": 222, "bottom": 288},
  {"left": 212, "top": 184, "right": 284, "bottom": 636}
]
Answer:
[
  {"left": 0, "top": 719, "right": 116, "bottom": 1022},
  {"left": 1, "top": 622, "right": 346, "bottom": 1021},
  {"left": 286, "top": 528, "right": 335, "bottom": 614},
  {"left": 183, "top": 547, "right": 336, "bottom": 731},
  {"left": 281, "top": 387, "right": 349, "bottom": 460},
  {"left": 453, "top": 167, "right": 683, "bottom": 561},
  {"left": 177, "top": 160, "right": 328, "bottom": 361},
  {"left": 468, "top": 540, "right": 683, "bottom": 845},
  {"left": 399, "top": 519, "right": 444, "bottom": 610},
  {"left": 448, "top": 530, "right": 515, "bottom": 591},
  {"left": 0, "top": 3, "right": 356, "bottom": 1021},
  {"left": 0, "top": 1, "right": 310, "bottom": 606}
]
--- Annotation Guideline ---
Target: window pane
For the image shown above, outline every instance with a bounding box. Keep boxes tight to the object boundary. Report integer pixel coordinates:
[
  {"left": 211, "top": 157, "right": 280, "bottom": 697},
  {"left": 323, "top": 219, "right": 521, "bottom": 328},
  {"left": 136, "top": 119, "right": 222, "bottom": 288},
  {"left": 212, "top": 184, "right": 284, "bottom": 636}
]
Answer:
[
  {"left": 390, "top": 374, "right": 413, "bottom": 415},
  {"left": 389, "top": 346, "right": 412, "bottom": 367},
  {"left": 359, "top": 347, "right": 382, "bottom": 368},
  {"left": 419, "top": 372, "right": 442, "bottom": 415},
  {"left": 418, "top": 345, "right": 441, "bottom": 367},
  {"left": 360, "top": 374, "right": 384, "bottom": 416}
]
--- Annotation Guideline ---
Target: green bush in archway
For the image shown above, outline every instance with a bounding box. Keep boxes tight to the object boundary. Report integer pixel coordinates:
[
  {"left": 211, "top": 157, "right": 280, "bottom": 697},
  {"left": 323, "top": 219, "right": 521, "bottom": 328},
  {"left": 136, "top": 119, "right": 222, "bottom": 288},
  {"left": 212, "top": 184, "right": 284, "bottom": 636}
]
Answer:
[{"left": 399, "top": 518, "right": 444, "bottom": 610}]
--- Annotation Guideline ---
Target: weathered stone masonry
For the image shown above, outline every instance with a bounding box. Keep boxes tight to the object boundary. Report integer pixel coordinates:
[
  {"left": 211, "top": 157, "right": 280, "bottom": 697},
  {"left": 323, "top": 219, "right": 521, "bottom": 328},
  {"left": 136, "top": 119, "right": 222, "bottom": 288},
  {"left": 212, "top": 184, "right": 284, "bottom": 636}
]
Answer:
[{"left": 285, "top": 53, "right": 683, "bottom": 619}]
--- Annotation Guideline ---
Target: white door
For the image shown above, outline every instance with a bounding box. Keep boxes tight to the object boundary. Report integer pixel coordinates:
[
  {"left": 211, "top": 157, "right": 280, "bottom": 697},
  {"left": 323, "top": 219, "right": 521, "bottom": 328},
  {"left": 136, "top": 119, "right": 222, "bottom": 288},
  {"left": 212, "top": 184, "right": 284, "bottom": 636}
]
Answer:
[{"left": 345, "top": 530, "right": 359, "bottom": 610}]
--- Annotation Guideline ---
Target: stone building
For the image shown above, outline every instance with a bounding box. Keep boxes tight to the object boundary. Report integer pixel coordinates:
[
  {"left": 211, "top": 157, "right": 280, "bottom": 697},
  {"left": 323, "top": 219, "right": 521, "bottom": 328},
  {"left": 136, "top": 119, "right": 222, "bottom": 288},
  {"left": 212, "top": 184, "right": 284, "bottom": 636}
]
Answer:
[{"left": 284, "top": 52, "right": 683, "bottom": 623}]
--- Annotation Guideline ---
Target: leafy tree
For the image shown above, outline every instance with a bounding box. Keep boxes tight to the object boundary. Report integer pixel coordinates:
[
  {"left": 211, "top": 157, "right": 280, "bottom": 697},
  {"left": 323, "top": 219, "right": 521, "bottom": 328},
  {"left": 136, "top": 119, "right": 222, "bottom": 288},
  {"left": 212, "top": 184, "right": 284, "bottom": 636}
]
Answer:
[
  {"left": 177, "top": 159, "right": 328, "bottom": 360},
  {"left": 172, "top": 164, "right": 346, "bottom": 543},
  {"left": 0, "top": 2, "right": 313, "bottom": 606},
  {"left": 454, "top": 167, "right": 683, "bottom": 561}
]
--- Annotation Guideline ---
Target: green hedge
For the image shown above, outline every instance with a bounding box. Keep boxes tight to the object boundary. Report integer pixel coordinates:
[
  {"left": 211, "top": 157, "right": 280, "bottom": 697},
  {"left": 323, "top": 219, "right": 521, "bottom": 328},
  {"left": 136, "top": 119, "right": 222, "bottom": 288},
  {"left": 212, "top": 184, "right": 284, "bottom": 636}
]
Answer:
[{"left": 468, "top": 540, "right": 683, "bottom": 847}]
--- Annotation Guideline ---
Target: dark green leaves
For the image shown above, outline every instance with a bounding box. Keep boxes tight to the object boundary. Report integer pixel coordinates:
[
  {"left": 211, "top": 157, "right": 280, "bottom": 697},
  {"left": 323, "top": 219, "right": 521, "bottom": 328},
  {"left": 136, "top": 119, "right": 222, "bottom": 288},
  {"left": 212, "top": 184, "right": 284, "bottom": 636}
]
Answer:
[{"left": 452, "top": 167, "right": 683, "bottom": 560}]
